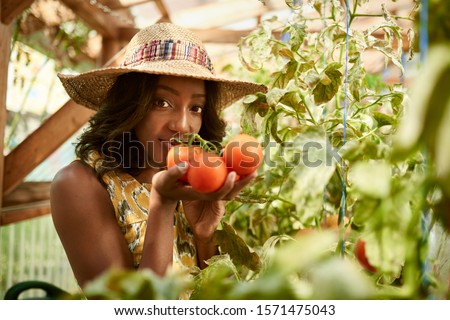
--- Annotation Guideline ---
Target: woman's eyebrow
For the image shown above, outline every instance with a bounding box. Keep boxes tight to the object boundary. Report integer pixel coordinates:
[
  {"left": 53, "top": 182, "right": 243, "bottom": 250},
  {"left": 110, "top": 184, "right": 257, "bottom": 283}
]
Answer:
[{"left": 156, "top": 85, "right": 206, "bottom": 98}]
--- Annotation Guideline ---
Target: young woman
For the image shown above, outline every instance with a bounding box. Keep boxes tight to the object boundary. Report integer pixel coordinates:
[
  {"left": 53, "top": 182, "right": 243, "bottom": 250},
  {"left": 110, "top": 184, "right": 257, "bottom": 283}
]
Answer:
[{"left": 50, "top": 23, "right": 267, "bottom": 288}]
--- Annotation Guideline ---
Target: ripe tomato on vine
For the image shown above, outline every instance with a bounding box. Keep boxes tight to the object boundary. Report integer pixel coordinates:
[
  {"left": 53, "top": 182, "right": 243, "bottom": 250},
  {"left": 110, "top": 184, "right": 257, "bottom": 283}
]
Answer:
[
  {"left": 354, "top": 239, "right": 377, "bottom": 273},
  {"left": 166, "top": 145, "right": 202, "bottom": 182},
  {"left": 222, "top": 133, "right": 263, "bottom": 176}
]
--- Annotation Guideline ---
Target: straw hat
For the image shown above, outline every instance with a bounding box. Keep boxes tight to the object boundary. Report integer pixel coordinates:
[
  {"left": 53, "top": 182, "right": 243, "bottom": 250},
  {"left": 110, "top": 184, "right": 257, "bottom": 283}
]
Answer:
[{"left": 58, "top": 23, "right": 267, "bottom": 110}]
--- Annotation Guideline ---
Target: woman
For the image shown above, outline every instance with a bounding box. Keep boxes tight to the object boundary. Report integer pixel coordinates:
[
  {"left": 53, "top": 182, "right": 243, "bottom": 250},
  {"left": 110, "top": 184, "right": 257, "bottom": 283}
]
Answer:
[{"left": 50, "top": 23, "right": 267, "bottom": 288}]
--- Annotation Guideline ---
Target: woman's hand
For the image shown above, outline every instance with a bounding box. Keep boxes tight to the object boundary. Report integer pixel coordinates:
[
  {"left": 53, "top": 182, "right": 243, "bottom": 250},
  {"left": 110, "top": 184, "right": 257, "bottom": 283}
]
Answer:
[
  {"left": 151, "top": 161, "right": 257, "bottom": 243},
  {"left": 151, "top": 162, "right": 257, "bottom": 203}
]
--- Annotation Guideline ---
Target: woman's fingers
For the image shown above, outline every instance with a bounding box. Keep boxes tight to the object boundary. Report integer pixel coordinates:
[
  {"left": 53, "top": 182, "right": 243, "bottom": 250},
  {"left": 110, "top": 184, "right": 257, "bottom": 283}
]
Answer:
[
  {"left": 152, "top": 164, "right": 258, "bottom": 201},
  {"left": 224, "top": 171, "right": 257, "bottom": 199},
  {"left": 167, "top": 162, "right": 189, "bottom": 180},
  {"left": 211, "top": 171, "right": 257, "bottom": 200}
]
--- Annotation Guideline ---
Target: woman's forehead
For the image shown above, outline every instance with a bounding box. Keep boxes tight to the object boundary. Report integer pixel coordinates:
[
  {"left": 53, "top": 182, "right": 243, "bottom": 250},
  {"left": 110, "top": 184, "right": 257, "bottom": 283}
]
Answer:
[{"left": 156, "top": 75, "right": 206, "bottom": 94}]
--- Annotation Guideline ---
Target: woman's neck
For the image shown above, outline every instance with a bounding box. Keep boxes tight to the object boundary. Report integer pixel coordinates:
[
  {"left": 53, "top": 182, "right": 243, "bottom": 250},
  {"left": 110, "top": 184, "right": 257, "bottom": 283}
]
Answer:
[{"left": 134, "top": 166, "right": 162, "bottom": 184}]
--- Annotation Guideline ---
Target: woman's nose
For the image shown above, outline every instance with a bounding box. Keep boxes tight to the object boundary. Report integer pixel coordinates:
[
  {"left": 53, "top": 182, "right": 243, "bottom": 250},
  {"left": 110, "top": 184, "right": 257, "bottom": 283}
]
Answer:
[{"left": 168, "top": 109, "right": 190, "bottom": 134}]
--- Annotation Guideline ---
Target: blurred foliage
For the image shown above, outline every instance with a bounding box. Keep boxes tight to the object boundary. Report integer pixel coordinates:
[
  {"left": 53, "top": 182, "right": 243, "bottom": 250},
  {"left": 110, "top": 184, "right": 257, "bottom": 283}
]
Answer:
[
  {"left": 13, "top": 10, "right": 96, "bottom": 72},
  {"left": 415, "top": 0, "right": 450, "bottom": 45}
]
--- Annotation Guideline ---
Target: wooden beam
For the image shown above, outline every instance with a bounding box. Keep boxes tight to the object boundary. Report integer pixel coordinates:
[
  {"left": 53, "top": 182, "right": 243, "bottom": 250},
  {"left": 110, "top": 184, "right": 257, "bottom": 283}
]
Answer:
[
  {"left": 171, "top": 0, "right": 266, "bottom": 29},
  {"left": 0, "top": 18, "right": 11, "bottom": 210},
  {"left": 59, "top": 0, "right": 122, "bottom": 37},
  {"left": 0, "top": 200, "right": 50, "bottom": 226},
  {"left": 3, "top": 100, "right": 95, "bottom": 196},
  {"left": 2, "top": 181, "right": 50, "bottom": 207},
  {"left": 1, "top": 0, "right": 34, "bottom": 24},
  {"left": 154, "top": 0, "right": 169, "bottom": 21},
  {"left": 101, "top": 36, "right": 122, "bottom": 65},
  {"left": 104, "top": 0, "right": 153, "bottom": 10}
]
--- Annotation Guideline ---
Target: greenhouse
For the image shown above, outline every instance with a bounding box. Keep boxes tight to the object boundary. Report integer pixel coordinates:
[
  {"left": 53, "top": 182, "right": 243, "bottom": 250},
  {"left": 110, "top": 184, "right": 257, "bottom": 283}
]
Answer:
[{"left": 0, "top": 0, "right": 449, "bottom": 309}]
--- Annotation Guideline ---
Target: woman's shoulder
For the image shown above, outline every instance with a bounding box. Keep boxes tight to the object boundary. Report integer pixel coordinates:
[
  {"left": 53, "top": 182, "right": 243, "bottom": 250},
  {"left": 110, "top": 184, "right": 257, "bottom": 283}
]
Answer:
[
  {"left": 51, "top": 160, "right": 113, "bottom": 219},
  {"left": 53, "top": 159, "right": 95, "bottom": 183},
  {"left": 51, "top": 160, "right": 106, "bottom": 198}
]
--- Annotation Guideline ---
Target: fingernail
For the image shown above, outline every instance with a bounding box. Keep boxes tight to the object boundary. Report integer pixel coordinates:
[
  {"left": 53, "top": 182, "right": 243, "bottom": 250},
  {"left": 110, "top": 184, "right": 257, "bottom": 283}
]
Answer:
[
  {"left": 229, "top": 171, "right": 236, "bottom": 181},
  {"left": 176, "top": 161, "right": 188, "bottom": 172}
]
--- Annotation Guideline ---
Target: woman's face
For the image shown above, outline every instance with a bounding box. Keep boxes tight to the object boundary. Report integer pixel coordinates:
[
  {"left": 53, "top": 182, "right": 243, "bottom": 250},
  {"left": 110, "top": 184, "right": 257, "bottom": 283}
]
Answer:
[{"left": 135, "top": 75, "right": 206, "bottom": 168}]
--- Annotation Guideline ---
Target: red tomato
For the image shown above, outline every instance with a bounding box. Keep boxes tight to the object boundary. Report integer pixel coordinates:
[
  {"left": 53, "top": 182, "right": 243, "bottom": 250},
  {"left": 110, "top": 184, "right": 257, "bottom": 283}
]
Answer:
[
  {"left": 187, "top": 151, "right": 227, "bottom": 193},
  {"left": 166, "top": 145, "right": 202, "bottom": 182},
  {"left": 222, "top": 134, "right": 263, "bottom": 176},
  {"left": 354, "top": 239, "right": 377, "bottom": 273},
  {"left": 321, "top": 214, "right": 351, "bottom": 238}
]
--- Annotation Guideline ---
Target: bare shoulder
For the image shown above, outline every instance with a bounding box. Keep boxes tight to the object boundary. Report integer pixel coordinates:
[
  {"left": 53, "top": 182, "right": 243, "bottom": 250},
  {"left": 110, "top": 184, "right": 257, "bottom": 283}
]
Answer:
[
  {"left": 50, "top": 160, "right": 112, "bottom": 220},
  {"left": 52, "top": 160, "right": 104, "bottom": 195}
]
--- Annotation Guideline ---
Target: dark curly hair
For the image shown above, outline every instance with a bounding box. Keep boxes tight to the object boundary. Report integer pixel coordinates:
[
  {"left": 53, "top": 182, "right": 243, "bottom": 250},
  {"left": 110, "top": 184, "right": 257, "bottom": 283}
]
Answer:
[{"left": 75, "top": 72, "right": 226, "bottom": 183}]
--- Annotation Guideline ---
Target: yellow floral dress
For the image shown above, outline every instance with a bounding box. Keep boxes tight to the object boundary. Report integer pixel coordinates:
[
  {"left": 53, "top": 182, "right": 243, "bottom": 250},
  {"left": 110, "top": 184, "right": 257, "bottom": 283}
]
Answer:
[{"left": 86, "top": 154, "right": 198, "bottom": 272}]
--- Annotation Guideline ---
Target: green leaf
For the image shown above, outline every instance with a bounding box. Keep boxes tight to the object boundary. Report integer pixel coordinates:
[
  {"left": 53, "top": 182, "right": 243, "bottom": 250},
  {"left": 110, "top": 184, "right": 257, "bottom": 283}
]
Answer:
[
  {"left": 372, "top": 41, "right": 404, "bottom": 73},
  {"left": 272, "top": 231, "right": 338, "bottom": 273},
  {"left": 213, "top": 222, "right": 262, "bottom": 272},
  {"left": 348, "top": 161, "right": 391, "bottom": 199},
  {"left": 373, "top": 111, "right": 396, "bottom": 127},
  {"left": 287, "top": 23, "right": 307, "bottom": 52},
  {"left": 435, "top": 97, "right": 450, "bottom": 197},
  {"left": 270, "top": 111, "right": 283, "bottom": 144},
  {"left": 278, "top": 47, "right": 295, "bottom": 60},
  {"left": 266, "top": 87, "right": 286, "bottom": 107},
  {"left": 285, "top": 0, "right": 302, "bottom": 10},
  {"left": 240, "top": 104, "right": 259, "bottom": 133},
  {"left": 313, "top": 63, "right": 343, "bottom": 105},
  {"left": 308, "top": 256, "right": 376, "bottom": 299},
  {"left": 272, "top": 60, "right": 298, "bottom": 89},
  {"left": 365, "top": 21, "right": 404, "bottom": 73},
  {"left": 280, "top": 89, "right": 305, "bottom": 113},
  {"left": 190, "top": 254, "right": 240, "bottom": 300},
  {"left": 242, "top": 94, "right": 258, "bottom": 104},
  {"left": 304, "top": 69, "right": 321, "bottom": 89},
  {"left": 272, "top": 71, "right": 290, "bottom": 89},
  {"left": 238, "top": 24, "right": 273, "bottom": 71},
  {"left": 82, "top": 268, "right": 191, "bottom": 300}
]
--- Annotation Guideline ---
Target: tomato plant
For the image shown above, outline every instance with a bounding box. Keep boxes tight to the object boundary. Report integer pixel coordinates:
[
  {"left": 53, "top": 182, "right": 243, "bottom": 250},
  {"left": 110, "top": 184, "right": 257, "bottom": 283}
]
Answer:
[{"left": 222, "top": 133, "right": 263, "bottom": 176}]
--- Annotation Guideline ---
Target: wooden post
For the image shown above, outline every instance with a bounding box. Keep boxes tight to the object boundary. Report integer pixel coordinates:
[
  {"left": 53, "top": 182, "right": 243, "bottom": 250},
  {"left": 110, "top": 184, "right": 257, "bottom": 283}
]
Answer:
[
  {"left": 3, "top": 100, "right": 94, "bottom": 196},
  {"left": 0, "top": 8, "right": 12, "bottom": 211},
  {"left": 101, "top": 36, "right": 121, "bottom": 66},
  {"left": 1, "top": 0, "right": 34, "bottom": 25}
]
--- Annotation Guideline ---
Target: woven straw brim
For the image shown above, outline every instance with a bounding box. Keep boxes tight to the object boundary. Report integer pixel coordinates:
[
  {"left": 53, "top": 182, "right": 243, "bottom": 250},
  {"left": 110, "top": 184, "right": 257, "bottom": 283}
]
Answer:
[{"left": 58, "top": 60, "right": 267, "bottom": 110}]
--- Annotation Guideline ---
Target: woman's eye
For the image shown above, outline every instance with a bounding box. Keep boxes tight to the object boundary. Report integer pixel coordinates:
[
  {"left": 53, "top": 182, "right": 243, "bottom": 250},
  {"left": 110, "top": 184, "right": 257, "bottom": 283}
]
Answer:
[
  {"left": 191, "top": 105, "right": 204, "bottom": 114},
  {"left": 152, "top": 99, "right": 171, "bottom": 108}
]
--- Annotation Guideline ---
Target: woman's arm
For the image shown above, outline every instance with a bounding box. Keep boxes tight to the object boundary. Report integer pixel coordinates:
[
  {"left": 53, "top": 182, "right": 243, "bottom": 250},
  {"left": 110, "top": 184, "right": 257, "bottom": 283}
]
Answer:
[
  {"left": 51, "top": 161, "right": 134, "bottom": 288},
  {"left": 139, "top": 189, "right": 177, "bottom": 276}
]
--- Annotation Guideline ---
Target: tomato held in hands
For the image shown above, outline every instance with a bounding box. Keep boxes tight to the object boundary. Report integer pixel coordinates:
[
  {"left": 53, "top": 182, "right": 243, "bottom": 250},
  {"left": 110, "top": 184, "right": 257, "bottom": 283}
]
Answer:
[
  {"left": 187, "top": 151, "right": 228, "bottom": 193},
  {"left": 166, "top": 145, "right": 202, "bottom": 182},
  {"left": 222, "top": 134, "right": 263, "bottom": 176},
  {"left": 354, "top": 239, "right": 377, "bottom": 273}
]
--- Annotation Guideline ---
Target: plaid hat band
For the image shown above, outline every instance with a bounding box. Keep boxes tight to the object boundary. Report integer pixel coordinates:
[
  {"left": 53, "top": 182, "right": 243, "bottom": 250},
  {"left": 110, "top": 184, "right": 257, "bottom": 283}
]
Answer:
[{"left": 122, "top": 39, "right": 214, "bottom": 73}]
